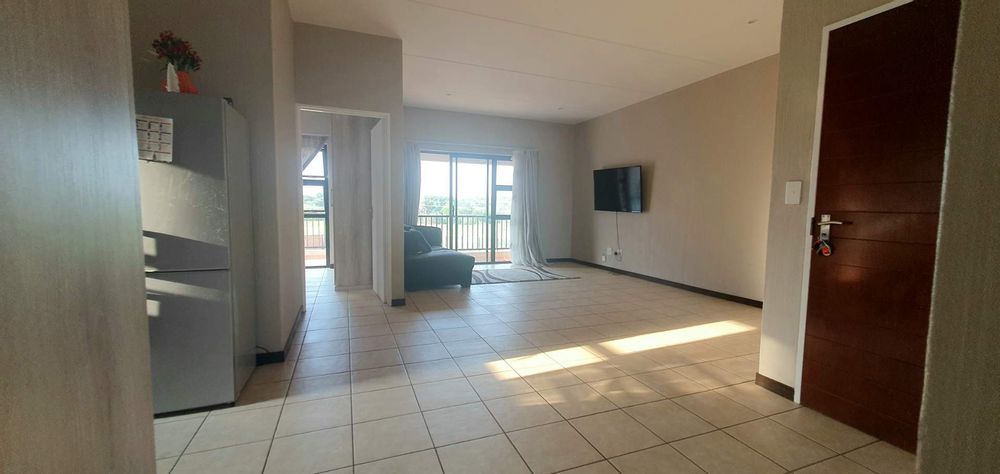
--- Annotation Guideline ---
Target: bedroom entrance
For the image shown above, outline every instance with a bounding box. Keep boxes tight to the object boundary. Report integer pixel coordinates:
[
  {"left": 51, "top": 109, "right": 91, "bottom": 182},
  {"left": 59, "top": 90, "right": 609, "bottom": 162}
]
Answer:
[
  {"left": 302, "top": 144, "right": 330, "bottom": 268},
  {"left": 298, "top": 105, "right": 392, "bottom": 302},
  {"left": 417, "top": 151, "right": 513, "bottom": 263}
]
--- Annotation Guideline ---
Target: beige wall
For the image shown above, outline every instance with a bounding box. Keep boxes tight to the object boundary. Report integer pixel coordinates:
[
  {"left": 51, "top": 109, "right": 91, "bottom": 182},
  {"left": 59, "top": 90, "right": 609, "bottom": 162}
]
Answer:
[
  {"left": 403, "top": 107, "right": 576, "bottom": 258},
  {"left": 294, "top": 24, "right": 405, "bottom": 302},
  {"left": 918, "top": 0, "right": 1000, "bottom": 471},
  {"left": 271, "top": 0, "right": 305, "bottom": 344},
  {"left": 757, "top": 0, "right": 896, "bottom": 391},
  {"left": 0, "top": 0, "right": 155, "bottom": 470},
  {"left": 129, "top": 0, "right": 302, "bottom": 352},
  {"left": 572, "top": 56, "right": 779, "bottom": 301}
]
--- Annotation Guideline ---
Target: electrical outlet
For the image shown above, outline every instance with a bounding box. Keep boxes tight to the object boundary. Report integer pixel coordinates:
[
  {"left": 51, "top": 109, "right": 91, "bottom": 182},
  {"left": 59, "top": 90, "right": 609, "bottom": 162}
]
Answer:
[
  {"left": 605, "top": 247, "right": 613, "bottom": 256},
  {"left": 601, "top": 255, "right": 607, "bottom": 262},
  {"left": 615, "top": 248, "right": 623, "bottom": 261}
]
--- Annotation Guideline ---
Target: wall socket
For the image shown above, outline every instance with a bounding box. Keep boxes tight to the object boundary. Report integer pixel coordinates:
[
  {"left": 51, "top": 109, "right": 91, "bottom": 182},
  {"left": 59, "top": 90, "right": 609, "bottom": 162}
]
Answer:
[{"left": 605, "top": 247, "right": 623, "bottom": 262}]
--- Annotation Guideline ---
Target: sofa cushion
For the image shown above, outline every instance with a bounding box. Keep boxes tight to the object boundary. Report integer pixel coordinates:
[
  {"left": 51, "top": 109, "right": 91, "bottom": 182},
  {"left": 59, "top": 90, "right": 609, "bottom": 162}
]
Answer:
[{"left": 404, "top": 229, "right": 433, "bottom": 256}]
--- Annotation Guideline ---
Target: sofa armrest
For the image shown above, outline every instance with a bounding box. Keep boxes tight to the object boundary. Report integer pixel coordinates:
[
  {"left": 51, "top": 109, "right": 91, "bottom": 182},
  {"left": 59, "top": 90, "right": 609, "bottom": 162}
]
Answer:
[{"left": 412, "top": 225, "right": 443, "bottom": 247}]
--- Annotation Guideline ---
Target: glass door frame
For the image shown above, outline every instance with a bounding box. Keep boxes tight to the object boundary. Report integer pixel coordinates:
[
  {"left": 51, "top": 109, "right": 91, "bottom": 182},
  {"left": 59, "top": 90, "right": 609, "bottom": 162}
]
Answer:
[
  {"left": 303, "top": 145, "right": 332, "bottom": 268},
  {"left": 489, "top": 158, "right": 512, "bottom": 264},
  {"left": 425, "top": 150, "right": 512, "bottom": 264}
]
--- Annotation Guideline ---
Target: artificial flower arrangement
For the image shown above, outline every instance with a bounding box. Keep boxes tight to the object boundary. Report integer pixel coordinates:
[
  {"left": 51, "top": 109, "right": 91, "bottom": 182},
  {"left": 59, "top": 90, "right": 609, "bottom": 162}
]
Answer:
[{"left": 152, "top": 31, "right": 202, "bottom": 94}]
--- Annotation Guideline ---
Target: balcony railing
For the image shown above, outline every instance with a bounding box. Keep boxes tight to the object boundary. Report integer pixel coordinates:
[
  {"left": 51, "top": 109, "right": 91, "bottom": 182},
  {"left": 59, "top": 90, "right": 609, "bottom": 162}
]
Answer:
[
  {"left": 304, "top": 215, "right": 326, "bottom": 248},
  {"left": 417, "top": 215, "right": 510, "bottom": 256}
]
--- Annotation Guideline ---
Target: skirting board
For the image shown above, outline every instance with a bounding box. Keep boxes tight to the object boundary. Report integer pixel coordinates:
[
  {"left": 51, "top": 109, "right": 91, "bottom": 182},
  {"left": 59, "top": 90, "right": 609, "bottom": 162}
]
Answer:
[
  {"left": 755, "top": 373, "right": 795, "bottom": 400},
  {"left": 256, "top": 305, "right": 306, "bottom": 366},
  {"left": 255, "top": 351, "right": 285, "bottom": 365},
  {"left": 562, "top": 258, "right": 763, "bottom": 308},
  {"left": 391, "top": 298, "right": 406, "bottom": 307},
  {"left": 154, "top": 402, "right": 234, "bottom": 419}
]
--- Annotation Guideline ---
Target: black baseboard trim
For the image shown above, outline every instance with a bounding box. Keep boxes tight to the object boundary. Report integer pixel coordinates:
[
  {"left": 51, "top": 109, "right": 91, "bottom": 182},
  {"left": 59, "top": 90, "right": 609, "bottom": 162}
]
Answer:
[
  {"left": 566, "top": 259, "right": 763, "bottom": 308},
  {"left": 546, "top": 257, "right": 575, "bottom": 263},
  {"left": 755, "top": 373, "right": 795, "bottom": 400},
  {"left": 256, "top": 305, "right": 306, "bottom": 366},
  {"left": 154, "top": 402, "right": 234, "bottom": 419},
  {"left": 391, "top": 298, "right": 406, "bottom": 307},
  {"left": 255, "top": 351, "right": 285, "bottom": 365},
  {"left": 285, "top": 305, "right": 306, "bottom": 352}
]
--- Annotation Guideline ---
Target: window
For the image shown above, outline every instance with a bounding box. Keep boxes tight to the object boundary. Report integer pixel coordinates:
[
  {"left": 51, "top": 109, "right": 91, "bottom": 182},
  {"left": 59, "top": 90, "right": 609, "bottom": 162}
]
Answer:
[{"left": 417, "top": 151, "right": 512, "bottom": 263}]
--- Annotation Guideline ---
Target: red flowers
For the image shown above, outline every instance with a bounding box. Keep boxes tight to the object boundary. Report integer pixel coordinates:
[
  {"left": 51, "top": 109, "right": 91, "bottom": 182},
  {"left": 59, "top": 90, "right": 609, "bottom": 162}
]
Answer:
[{"left": 152, "top": 31, "right": 202, "bottom": 72}]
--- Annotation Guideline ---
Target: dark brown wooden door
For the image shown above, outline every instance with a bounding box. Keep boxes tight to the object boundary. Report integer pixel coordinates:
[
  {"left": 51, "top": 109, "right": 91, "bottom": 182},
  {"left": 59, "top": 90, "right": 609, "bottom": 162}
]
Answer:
[{"left": 802, "top": 0, "right": 960, "bottom": 452}]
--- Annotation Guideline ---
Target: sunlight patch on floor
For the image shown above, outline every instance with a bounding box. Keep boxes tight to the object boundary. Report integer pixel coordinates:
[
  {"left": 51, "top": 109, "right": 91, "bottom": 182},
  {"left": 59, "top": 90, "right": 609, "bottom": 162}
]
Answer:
[
  {"left": 484, "top": 320, "right": 755, "bottom": 377},
  {"left": 598, "top": 320, "right": 756, "bottom": 355}
]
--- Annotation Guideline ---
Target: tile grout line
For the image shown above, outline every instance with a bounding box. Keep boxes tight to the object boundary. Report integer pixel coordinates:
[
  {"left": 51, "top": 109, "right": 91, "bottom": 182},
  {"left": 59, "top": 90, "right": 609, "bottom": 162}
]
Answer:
[
  {"left": 464, "top": 370, "right": 536, "bottom": 474},
  {"left": 165, "top": 413, "right": 209, "bottom": 473},
  {"left": 257, "top": 339, "right": 298, "bottom": 474},
  {"left": 345, "top": 306, "right": 356, "bottom": 472}
]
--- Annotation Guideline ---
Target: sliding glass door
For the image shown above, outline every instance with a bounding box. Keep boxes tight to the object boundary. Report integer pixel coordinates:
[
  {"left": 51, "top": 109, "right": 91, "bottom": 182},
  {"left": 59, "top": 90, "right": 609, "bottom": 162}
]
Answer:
[{"left": 418, "top": 152, "right": 512, "bottom": 263}]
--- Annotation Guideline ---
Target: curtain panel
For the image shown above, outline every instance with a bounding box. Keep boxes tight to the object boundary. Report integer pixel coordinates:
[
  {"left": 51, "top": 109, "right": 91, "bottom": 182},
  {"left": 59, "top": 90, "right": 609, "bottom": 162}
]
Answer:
[
  {"left": 404, "top": 142, "right": 421, "bottom": 225},
  {"left": 511, "top": 149, "right": 546, "bottom": 267}
]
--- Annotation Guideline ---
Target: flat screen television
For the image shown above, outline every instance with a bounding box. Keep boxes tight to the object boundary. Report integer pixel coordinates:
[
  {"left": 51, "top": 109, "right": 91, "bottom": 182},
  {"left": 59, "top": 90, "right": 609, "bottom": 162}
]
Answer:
[{"left": 593, "top": 166, "right": 642, "bottom": 212}]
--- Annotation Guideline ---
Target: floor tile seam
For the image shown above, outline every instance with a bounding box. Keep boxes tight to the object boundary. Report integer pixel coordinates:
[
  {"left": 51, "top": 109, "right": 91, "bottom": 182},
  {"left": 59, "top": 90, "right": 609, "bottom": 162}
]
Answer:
[
  {"left": 257, "top": 365, "right": 297, "bottom": 474},
  {"left": 766, "top": 412, "right": 878, "bottom": 455},
  {"left": 164, "top": 408, "right": 210, "bottom": 471},
  {"left": 467, "top": 379, "right": 536, "bottom": 474}
]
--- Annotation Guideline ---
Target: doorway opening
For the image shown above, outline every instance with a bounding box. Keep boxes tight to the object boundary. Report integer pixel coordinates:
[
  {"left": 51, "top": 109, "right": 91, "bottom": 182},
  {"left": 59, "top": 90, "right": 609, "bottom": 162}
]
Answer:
[
  {"left": 302, "top": 145, "right": 330, "bottom": 268},
  {"left": 417, "top": 151, "right": 512, "bottom": 263},
  {"left": 297, "top": 105, "right": 392, "bottom": 303}
]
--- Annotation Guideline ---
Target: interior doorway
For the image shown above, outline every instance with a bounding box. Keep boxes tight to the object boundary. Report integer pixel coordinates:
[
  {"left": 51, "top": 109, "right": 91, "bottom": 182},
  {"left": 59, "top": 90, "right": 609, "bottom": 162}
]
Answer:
[
  {"left": 799, "top": 0, "right": 959, "bottom": 452},
  {"left": 417, "top": 151, "right": 512, "bottom": 263},
  {"left": 302, "top": 145, "right": 331, "bottom": 268},
  {"left": 297, "top": 105, "right": 392, "bottom": 303}
]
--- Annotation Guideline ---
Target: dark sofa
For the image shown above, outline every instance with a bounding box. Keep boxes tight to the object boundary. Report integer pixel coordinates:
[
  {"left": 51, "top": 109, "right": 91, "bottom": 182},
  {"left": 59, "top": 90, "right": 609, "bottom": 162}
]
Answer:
[{"left": 404, "top": 225, "right": 475, "bottom": 291}]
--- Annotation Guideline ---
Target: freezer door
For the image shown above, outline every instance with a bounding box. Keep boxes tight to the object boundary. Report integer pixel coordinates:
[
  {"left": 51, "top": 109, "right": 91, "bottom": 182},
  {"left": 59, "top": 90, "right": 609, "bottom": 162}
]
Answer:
[
  {"left": 147, "top": 270, "right": 235, "bottom": 414},
  {"left": 137, "top": 91, "right": 230, "bottom": 272}
]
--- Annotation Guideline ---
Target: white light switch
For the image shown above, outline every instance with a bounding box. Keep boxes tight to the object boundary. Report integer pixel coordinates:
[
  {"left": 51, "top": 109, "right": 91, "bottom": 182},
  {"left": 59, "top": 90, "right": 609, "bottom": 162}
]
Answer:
[{"left": 784, "top": 180, "right": 803, "bottom": 205}]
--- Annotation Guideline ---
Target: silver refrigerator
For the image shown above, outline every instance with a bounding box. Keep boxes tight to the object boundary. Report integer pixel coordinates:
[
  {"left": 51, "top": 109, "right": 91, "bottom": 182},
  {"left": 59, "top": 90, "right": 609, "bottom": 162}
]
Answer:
[{"left": 137, "top": 91, "right": 256, "bottom": 414}]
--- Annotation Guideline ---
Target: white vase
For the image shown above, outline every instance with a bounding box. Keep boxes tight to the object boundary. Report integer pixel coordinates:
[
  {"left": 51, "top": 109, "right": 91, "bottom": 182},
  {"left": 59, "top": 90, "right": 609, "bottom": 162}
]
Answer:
[{"left": 165, "top": 63, "right": 179, "bottom": 93}]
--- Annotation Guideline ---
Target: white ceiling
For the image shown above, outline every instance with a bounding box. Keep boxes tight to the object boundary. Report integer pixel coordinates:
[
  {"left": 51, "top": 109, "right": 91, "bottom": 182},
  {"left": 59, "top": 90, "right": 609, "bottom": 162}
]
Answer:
[{"left": 289, "top": 0, "right": 783, "bottom": 124}]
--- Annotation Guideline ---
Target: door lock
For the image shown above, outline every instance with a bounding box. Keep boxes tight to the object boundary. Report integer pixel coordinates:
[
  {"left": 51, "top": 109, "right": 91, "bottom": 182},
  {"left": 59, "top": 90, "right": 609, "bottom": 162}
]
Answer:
[
  {"left": 813, "top": 214, "right": 845, "bottom": 257},
  {"left": 817, "top": 214, "right": 844, "bottom": 241}
]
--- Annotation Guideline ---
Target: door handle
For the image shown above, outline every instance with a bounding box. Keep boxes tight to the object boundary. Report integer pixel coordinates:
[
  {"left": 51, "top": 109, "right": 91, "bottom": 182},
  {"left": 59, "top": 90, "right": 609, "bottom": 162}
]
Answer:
[{"left": 816, "top": 214, "right": 846, "bottom": 241}]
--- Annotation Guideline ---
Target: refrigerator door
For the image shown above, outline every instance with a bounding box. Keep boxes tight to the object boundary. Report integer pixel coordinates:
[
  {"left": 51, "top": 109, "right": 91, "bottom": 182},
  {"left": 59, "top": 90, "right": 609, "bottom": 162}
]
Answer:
[
  {"left": 137, "top": 91, "right": 230, "bottom": 272},
  {"left": 147, "top": 270, "right": 235, "bottom": 414}
]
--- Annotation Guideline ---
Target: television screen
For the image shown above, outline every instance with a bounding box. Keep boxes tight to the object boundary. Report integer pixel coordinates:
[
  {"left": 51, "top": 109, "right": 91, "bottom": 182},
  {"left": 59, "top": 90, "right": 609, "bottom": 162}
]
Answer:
[{"left": 593, "top": 166, "right": 642, "bottom": 212}]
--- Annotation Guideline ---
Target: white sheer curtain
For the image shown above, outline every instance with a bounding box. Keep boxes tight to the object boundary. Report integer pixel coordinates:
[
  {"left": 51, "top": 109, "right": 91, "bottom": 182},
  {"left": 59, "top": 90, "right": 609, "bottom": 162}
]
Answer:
[
  {"left": 404, "top": 142, "right": 421, "bottom": 225},
  {"left": 511, "top": 149, "right": 546, "bottom": 267}
]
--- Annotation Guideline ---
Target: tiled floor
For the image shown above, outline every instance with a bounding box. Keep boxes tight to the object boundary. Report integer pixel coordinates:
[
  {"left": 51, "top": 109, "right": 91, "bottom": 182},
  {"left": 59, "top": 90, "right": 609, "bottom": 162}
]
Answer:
[{"left": 154, "top": 263, "right": 916, "bottom": 473}]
